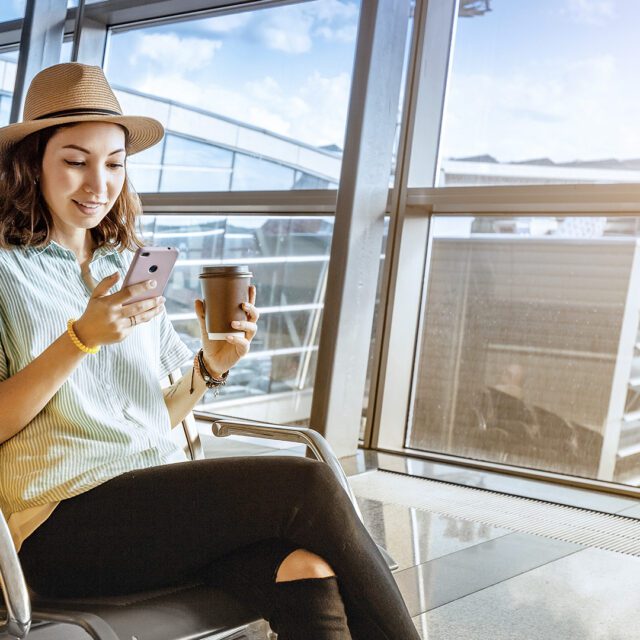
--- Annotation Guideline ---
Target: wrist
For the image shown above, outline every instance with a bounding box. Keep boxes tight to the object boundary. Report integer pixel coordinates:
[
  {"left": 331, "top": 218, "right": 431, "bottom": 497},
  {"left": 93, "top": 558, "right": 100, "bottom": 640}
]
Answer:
[
  {"left": 73, "top": 318, "right": 100, "bottom": 349},
  {"left": 201, "top": 353, "right": 226, "bottom": 380}
]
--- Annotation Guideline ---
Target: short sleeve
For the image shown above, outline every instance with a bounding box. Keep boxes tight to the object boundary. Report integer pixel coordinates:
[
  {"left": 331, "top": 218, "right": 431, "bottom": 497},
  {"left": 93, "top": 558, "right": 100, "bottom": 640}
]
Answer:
[{"left": 158, "top": 310, "right": 193, "bottom": 378}]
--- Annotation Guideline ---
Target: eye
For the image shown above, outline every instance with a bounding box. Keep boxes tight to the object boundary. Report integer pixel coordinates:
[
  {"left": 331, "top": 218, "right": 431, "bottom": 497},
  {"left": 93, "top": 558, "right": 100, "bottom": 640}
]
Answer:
[
  {"left": 64, "top": 160, "right": 85, "bottom": 167},
  {"left": 108, "top": 163, "right": 124, "bottom": 169}
]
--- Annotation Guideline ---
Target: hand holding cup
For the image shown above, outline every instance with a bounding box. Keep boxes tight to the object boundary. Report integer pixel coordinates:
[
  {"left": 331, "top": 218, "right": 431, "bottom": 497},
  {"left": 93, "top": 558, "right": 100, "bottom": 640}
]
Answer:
[{"left": 195, "top": 266, "right": 257, "bottom": 377}]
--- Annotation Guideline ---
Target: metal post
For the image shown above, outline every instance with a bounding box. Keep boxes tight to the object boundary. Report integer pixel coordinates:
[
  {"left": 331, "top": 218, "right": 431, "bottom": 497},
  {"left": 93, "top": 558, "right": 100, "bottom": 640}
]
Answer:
[
  {"left": 367, "top": 0, "right": 460, "bottom": 451},
  {"left": 309, "top": 0, "right": 411, "bottom": 457},
  {"left": 70, "top": 0, "right": 86, "bottom": 62},
  {"left": 10, "top": 0, "right": 68, "bottom": 124}
]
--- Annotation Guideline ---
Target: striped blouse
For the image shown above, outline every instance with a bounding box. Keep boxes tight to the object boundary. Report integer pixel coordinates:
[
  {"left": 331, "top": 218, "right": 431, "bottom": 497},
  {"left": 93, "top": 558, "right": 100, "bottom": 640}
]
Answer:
[{"left": 0, "top": 241, "right": 192, "bottom": 526}]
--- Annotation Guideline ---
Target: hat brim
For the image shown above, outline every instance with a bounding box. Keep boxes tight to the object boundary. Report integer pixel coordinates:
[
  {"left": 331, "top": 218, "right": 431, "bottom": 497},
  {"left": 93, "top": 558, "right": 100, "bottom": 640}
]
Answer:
[{"left": 0, "top": 114, "right": 164, "bottom": 156}]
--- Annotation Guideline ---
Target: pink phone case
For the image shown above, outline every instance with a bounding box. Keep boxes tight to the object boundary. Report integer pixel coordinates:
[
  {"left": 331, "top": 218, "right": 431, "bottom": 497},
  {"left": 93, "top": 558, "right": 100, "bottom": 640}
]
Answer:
[{"left": 121, "top": 246, "right": 179, "bottom": 304}]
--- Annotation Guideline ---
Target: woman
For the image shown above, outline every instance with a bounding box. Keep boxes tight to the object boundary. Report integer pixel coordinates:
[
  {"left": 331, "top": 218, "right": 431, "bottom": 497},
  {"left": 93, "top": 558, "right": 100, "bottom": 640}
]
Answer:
[{"left": 0, "top": 63, "right": 419, "bottom": 640}]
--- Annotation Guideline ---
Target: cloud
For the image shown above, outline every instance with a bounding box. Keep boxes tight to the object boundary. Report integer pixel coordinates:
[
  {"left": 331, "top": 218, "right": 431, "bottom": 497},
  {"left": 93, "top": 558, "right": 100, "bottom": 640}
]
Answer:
[
  {"left": 257, "top": 7, "right": 314, "bottom": 53},
  {"left": 315, "top": 24, "right": 358, "bottom": 43},
  {"left": 255, "top": 0, "right": 358, "bottom": 54},
  {"left": 313, "top": 0, "right": 359, "bottom": 23},
  {"left": 136, "top": 67, "right": 350, "bottom": 149},
  {"left": 131, "top": 33, "right": 222, "bottom": 72},
  {"left": 201, "top": 12, "right": 253, "bottom": 33},
  {"left": 441, "top": 54, "right": 640, "bottom": 163},
  {"left": 562, "top": 0, "right": 615, "bottom": 25}
]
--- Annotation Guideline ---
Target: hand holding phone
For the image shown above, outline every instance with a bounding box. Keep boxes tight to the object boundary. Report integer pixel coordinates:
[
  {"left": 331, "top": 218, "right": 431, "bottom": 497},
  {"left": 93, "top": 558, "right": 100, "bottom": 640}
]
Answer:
[{"left": 121, "top": 246, "right": 179, "bottom": 304}]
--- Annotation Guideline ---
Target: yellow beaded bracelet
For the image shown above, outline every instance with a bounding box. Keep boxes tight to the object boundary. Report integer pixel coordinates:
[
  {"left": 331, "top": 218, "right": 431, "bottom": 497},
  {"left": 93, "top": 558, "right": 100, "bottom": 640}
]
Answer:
[{"left": 67, "top": 319, "right": 100, "bottom": 354}]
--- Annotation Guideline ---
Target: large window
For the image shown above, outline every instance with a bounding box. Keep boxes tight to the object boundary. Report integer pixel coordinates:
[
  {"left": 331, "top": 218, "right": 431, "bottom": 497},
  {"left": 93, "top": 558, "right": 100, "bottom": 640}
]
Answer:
[
  {"left": 407, "top": 215, "right": 640, "bottom": 487},
  {"left": 439, "top": 0, "right": 640, "bottom": 186},
  {"left": 142, "top": 214, "right": 332, "bottom": 425},
  {"left": 104, "top": 1, "right": 360, "bottom": 192}
]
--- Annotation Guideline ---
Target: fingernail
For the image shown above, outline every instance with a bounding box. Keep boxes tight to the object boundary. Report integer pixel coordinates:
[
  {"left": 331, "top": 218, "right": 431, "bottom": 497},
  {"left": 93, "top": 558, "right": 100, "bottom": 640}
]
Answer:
[{"left": 231, "top": 321, "right": 240, "bottom": 328}]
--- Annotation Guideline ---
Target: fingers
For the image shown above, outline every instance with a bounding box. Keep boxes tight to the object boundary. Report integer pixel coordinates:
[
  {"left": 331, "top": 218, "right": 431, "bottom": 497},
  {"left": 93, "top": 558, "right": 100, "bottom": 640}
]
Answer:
[
  {"left": 231, "top": 320, "right": 257, "bottom": 339},
  {"left": 226, "top": 334, "right": 251, "bottom": 355},
  {"left": 128, "top": 300, "right": 165, "bottom": 327},
  {"left": 92, "top": 272, "right": 120, "bottom": 298},
  {"left": 125, "top": 296, "right": 165, "bottom": 330},
  {"left": 123, "top": 296, "right": 165, "bottom": 317},
  {"left": 249, "top": 285, "right": 256, "bottom": 305},
  {"left": 242, "top": 301, "right": 259, "bottom": 323},
  {"left": 113, "top": 278, "right": 158, "bottom": 304}
]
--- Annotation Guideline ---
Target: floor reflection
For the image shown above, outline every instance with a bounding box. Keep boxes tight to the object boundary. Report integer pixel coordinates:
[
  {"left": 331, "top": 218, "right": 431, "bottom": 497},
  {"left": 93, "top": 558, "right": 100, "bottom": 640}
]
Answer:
[
  {"left": 351, "top": 461, "right": 640, "bottom": 640},
  {"left": 357, "top": 496, "right": 511, "bottom": 571}
]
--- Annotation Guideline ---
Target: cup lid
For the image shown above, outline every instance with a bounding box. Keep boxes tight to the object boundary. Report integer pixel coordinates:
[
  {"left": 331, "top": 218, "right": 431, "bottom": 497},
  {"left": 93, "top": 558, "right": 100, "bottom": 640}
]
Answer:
[{"left": 200, "top": 265, "right": 252, "bottom": 276}]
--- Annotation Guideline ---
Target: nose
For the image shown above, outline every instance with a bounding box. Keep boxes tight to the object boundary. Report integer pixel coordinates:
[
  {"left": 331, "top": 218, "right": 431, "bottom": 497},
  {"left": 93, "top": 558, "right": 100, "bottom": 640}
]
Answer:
[{"left": 82, "top": 165, "right": 108, "bottom": 199}]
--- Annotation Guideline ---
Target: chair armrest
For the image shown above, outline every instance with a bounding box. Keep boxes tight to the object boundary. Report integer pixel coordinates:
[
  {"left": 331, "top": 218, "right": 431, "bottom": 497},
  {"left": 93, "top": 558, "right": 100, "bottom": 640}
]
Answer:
[
  {"left": 0, "top": 511, "right": 31, "bottom": 639},
  {"left": 211, "top": 418, "right": 364, "bottom": 522},
  {"left": 211, "top": 417, "right": 399, "bottom": 571}
]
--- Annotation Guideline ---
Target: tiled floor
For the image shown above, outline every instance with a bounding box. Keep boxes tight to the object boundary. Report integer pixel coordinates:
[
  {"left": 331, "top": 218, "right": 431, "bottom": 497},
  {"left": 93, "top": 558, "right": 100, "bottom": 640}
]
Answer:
[{"left": 347, "top": 451, "right": 640, "bottom": 640}]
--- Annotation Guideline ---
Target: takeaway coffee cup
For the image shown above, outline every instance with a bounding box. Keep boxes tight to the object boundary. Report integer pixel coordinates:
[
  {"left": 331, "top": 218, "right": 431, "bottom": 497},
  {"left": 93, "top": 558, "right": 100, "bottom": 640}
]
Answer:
[{"left": 199, "top": 265, "right": 253, "bottom": 340}]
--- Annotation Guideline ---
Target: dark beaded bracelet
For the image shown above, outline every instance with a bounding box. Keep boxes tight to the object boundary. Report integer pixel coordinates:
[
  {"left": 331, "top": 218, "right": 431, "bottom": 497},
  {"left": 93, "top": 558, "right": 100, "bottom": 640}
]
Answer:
[{"left": 189, "top": 349, "right": 229, "bottom": 395}]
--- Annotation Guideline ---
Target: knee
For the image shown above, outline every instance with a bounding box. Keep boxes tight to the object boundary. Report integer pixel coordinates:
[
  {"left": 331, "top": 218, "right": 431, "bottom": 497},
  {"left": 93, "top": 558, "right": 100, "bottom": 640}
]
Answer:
[
  {"left": 275, "top": 548, "right": 335, "bottom": 582},
  {"left": 299, "top": 459, "right": 340, "bottom": 497}
]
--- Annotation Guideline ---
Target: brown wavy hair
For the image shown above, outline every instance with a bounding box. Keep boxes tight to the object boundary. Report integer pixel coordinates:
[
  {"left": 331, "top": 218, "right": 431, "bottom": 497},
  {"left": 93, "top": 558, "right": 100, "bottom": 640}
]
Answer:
[{"left": 0, "top": 123, "right": 145, "bottom": 251}]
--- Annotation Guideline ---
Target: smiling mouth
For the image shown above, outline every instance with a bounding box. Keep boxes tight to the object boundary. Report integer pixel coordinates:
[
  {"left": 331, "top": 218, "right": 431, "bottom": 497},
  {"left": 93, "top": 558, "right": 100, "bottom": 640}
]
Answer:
[{"left": 73, "top": 200, "right": 106, "bottom": 213}]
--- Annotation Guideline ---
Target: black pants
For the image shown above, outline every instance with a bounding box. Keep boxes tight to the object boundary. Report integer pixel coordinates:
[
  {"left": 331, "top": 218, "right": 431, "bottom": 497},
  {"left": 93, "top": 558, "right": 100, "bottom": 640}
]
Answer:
[{"left": 19, "top": 456, "right": 419, "bottom": 640}]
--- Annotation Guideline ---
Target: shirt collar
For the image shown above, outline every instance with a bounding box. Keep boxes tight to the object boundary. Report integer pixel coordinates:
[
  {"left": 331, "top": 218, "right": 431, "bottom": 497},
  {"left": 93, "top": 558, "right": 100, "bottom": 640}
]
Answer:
[{"left": 26, "top": 241, "right": 121, "bottom": 263}]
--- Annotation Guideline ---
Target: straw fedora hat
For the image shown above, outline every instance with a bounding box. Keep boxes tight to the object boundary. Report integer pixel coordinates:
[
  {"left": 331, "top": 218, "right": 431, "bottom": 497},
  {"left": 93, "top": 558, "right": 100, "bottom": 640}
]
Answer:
[{"left": 0, "top": 62, "right": 164, "bottom": 155}]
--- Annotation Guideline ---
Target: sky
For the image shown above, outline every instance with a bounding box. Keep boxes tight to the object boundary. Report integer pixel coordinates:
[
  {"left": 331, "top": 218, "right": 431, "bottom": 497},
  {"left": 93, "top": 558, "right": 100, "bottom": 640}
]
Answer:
[
  {"left": 1, "top": 0, "right": 639, "bottom": 165},
  {"left": 443, "top": 0, "right": 640, "bottom": 164},
  {"left": 104, "top": 1, "right": 360, "bottom": 150}
]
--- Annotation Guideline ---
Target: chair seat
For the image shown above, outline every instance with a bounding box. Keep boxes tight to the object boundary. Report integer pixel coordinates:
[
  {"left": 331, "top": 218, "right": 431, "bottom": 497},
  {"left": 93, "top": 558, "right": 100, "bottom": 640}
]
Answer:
[{"left": 24, "top": 582, "right": 260, "bottom": 640}]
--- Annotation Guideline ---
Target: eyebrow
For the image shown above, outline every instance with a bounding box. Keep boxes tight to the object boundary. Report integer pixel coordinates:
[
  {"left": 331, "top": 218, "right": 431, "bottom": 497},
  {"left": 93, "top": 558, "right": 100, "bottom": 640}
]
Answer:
[{"left": 61, "top": 144, "right": 126, "bottom": 156}]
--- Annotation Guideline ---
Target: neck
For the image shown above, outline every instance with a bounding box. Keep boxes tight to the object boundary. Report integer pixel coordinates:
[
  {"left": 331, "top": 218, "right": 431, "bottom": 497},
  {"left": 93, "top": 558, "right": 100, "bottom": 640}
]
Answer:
[{"left": 51, "top": 230, "right": 95, "bottom": 262}]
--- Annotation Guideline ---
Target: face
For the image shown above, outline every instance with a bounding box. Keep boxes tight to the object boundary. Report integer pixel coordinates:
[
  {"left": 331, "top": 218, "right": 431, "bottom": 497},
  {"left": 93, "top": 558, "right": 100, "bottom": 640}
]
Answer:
[{"left": 40, "top": 121, "right": 127, "bottom": 238}]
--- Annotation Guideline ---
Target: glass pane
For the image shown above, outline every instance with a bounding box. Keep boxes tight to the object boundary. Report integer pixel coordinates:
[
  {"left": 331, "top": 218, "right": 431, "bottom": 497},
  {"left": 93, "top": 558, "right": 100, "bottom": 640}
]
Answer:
[
  {"left": 104, "top": 1, "right": 360, "bottom": 192},
  {"left": 439, "top": 1, "right": 640, "bottom": 186},
  {"left": 408, "top": 215, "right": 640, "bottom": 487},
  {"left": 159, "top": 134, "right": 233, "bottom": 192},
  {"left": 142, "top": 215, "right": 333, "bottom": 425},
  {"left": 60, "top": 39, "right": 72, "bottom": 63},
  {"left": 0, "top": 50, "right": 18, "bottom": 127},
  {"left": 0, "top": 1, "right": 26, "bottom": 22},
  {"left": 231, "top": 154, "right": 295, "bottom": 191}
]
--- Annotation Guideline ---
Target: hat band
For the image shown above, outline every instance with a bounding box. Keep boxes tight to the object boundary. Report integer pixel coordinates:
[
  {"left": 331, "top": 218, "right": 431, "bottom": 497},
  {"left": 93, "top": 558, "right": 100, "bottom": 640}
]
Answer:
[{"left": 34, "top": 107, "right": 122, "bottom": 120}]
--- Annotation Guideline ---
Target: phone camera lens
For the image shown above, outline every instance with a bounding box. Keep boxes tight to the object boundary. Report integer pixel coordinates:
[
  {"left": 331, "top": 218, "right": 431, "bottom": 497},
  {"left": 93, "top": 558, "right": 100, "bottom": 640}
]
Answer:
[
  {"left": 149, "top": 265, "right": 158, "bottom": 273},
  {"left": 142, "top": 252, "right": 150, "bottom": 257}
]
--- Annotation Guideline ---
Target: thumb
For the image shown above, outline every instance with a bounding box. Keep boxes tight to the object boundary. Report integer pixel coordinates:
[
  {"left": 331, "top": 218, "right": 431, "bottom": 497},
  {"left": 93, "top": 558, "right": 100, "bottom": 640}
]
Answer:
[
  {"left": 195, "top": 299, "right": 207, "bottom": 335},
  {"left": 92, "top": 272, "right": 120, "bottom": 298}
]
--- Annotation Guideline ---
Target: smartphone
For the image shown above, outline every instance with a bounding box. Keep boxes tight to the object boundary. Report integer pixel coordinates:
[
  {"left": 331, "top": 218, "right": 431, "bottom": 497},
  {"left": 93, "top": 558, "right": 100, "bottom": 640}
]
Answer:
[{"left": 121, "top": 246, "right": 179, "bottom": 304}]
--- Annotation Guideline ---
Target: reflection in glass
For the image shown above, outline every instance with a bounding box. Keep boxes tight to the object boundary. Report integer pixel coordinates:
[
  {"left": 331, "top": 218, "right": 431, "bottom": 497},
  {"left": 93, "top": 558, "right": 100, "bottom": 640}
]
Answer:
[
  {"left": 231, "top": 154, "right": 295, "bottom": 191},
  {"left": 408, "top": 216, "right": 640, "bottom": 487},
  {"left": 142, "top": 215, "right": 333, "bottom": 425},
  {"left": 161, "top": 134, "right": 233, "bottom": 191}
]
